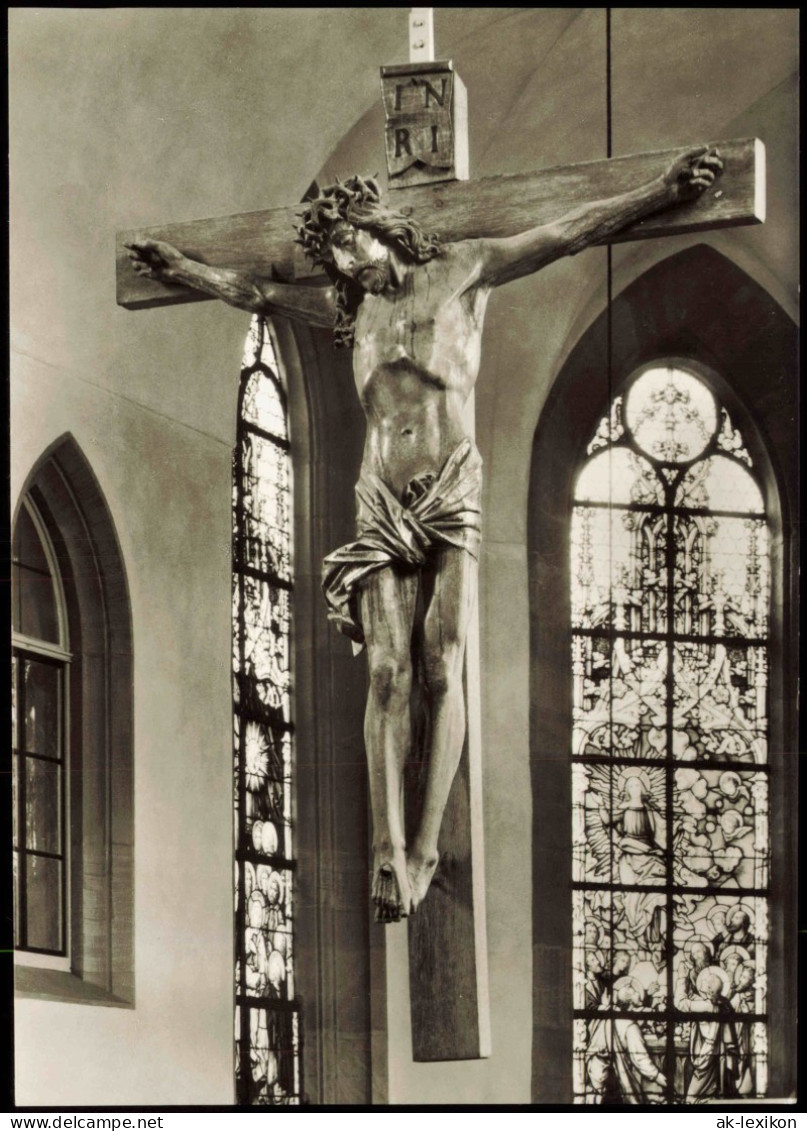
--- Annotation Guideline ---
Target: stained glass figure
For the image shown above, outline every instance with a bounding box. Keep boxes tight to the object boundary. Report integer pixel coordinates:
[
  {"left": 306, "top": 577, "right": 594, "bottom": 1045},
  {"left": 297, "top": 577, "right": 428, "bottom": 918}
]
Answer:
[
  {"left": 233, "top": 318, "right": 301, "bottom": 1105},
  {"left": 571, "top": 364, "right": 770, "bottom": 1105}
]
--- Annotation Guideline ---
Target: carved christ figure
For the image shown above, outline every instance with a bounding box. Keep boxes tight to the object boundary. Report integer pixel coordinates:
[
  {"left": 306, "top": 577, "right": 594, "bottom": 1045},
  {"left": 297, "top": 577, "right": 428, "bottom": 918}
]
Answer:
[{"left": 126, "top": 145, "right": 722, "bottom": 923}]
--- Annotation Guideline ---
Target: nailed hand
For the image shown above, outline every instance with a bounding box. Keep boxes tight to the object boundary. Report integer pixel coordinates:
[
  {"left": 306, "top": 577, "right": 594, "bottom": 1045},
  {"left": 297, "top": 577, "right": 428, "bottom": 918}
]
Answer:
[{"left": 664, "top": 145, "right": 723, "bottom": 202}]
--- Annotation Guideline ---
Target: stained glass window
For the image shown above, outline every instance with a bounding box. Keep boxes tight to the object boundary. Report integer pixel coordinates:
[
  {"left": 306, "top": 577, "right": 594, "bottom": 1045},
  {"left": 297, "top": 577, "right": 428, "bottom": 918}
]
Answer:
[
  {"left": 233, "top": 317, "right": 301, "bottom": 1106},
  {"left": 571, "top": 364, "right": 769, "bottom": 1105}
]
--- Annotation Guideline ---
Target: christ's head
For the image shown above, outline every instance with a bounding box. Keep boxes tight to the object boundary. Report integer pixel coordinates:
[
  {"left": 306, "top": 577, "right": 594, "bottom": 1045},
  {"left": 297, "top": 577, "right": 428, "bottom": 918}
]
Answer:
[
  {"left": 296, "top": 174, "right": 441, "bottom": 346},
  {"left": 326, "top": 221, "right": 391, "bottom": 295}
]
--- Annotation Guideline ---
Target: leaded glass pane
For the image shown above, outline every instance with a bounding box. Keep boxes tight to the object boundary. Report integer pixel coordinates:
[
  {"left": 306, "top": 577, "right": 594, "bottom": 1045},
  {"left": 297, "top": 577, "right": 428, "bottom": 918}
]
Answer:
[
  {"left": 12, "top": 504, "right": 60, "bottom": 643},
  {"left": 573, "top": 890, "right": 667, "bottom": 1012},
  {"left": 673, "top": 894, "right": 767, "bottom": 1011},
  {"left": 673, "top": 769, "right": 768, "bottom": 889},
  {"left": 674, "top": 1020, "right": 765, "bottom": 1102},
  {"left": 238, "top": 432, "right": 292, "bottom": 581},
  {"left": 671, "top": 643, "right": 767, "bottom": 764},
  {"left": 624, "top": 366, "right": 718, "bottom": 464},
  {"left": 23, "top": 660, "right": 60, "bottom": 758},
  {"left": 574, "top": 448, "right": 663, "bottom": 506},
  {"left": 676, "top": 455, "right": 764, "bottom": 513},
  {"left": 233, "top": 316, "right": 300, "bottom": 1105},
  {"left": 241, "top": 1007, "right": 300, "bottom": 1106},
  {"left": 571, "top": 364, "right": 769, "bottom": 1105},
  {"left": 572, "top": 634, "right": 668, "bottom": 759},
  {"left": 12, "top": 755, "right": 19, "bottom": 847},
  {"left": 25, "top": 854, "right": 62, "bottom": 951},
  {"left": 579, "top": 1016, "right": 668, "bottom": 1104},
  {"left": 716, "top": 408, "right": 753, "bottom": 466},
  {"left": 13, "top": 851, "right": 21, "bottom": 947},
  {"left": 25, "top": 758, "right": 61, "bottom": 854},
  {"left": 243, "top": 863, "right": 294, "bottom": 1000},
  {"left": 571, "top": 506, "right": 668, "bottom": 633},
  {"left": 242, "top": 372, "right": 288, "bottom": 441},
  {"left": 234, "top": 578, "right": 292, "bottom": 721}
]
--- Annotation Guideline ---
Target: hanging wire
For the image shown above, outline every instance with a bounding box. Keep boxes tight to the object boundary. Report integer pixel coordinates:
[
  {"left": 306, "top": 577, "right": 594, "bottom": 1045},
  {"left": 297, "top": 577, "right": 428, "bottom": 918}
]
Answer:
[
  {"left": 605, "top": 7, "right": 613, "bottom": 395},
  {"left": 604, "top": 4, "right": 617, "bottom": 1096}
]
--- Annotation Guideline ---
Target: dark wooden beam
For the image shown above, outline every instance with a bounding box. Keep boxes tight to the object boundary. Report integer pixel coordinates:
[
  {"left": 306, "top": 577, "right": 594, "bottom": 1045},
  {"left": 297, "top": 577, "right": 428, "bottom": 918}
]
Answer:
[
  {"left": 117, "top": 137, "right": 764, "bottom": 310},
  {"left": 404, "top": 640, "right": 490, "bottom": 1062}
]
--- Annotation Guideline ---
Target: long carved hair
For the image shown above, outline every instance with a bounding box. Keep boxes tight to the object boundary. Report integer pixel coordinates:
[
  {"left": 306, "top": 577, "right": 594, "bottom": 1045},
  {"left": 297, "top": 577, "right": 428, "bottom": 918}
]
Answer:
[{"left": 296, "top": 175, "right": 441, "bottom": 348}]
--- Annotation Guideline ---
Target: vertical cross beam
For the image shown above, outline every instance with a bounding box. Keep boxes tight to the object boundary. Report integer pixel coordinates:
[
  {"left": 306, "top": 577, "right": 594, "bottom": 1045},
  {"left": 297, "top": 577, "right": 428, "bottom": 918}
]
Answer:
[
  {"left": 403, "top": 390, "right": 490, "bottom": 1062},
  {"left": 409, "top": 8, "right": 434, "bottom": 63},
  {"left": 405, "top": 580, "right": 491, "bottom": 1061}
]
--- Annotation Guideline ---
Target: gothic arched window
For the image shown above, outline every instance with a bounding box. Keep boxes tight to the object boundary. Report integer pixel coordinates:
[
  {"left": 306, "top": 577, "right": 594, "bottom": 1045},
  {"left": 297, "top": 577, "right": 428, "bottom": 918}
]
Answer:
[
  {"left": 571, "top": 363, "right": 769, "bottom": 1105},
  {"left": 13, "top": 436, "right": 134, "bottom": 1005},
  {"left": 233, "top": 317, "right": 301, "bottom": 1106}
]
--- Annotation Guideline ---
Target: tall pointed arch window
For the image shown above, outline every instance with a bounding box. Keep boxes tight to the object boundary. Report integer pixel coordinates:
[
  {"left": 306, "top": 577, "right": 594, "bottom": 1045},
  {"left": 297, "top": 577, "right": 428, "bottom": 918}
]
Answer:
[
  {"left": 233, "top": 317, "right": 301, "bottom": 1106},
  {"left": 12, "top": 438, "right": 134, "bottom": 1005},
  {"left": 571, "top": 363, "right": 770, "bottom": 1104}
]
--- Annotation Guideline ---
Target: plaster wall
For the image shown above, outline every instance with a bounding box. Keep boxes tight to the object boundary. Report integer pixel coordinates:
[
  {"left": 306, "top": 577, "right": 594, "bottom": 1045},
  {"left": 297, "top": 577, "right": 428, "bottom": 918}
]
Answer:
[{"left": 10, "top": 6, "right": 797, "bottom": 1108}]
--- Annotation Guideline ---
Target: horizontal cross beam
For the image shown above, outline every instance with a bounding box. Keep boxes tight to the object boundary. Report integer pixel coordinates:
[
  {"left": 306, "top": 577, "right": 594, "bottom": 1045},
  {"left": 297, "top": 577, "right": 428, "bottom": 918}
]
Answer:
[{"left": 116, "top": 137, "right": 764, "bottom": 310}]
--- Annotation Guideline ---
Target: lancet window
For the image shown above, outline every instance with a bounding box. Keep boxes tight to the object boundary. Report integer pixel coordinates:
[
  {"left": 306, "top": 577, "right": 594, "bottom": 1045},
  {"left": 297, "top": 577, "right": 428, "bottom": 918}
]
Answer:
[
  {"left": 233, "top": 317, "right": 300, "bottom": 1106},
  {"left": 571, "top": 363, "right": 769, "bottom": 1104}
]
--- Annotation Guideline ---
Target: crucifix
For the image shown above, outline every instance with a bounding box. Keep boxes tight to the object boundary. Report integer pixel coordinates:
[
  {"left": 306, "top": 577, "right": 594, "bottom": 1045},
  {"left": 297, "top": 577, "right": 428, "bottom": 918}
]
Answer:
[{"left": 117, "top": 7, "right": 764, "bottom": 1063}]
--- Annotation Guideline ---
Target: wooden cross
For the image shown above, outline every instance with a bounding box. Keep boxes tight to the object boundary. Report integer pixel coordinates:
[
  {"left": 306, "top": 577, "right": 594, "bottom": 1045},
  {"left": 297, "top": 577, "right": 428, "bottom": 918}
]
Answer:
[
  {"left": 115, "top": 10, "right": 765, "bottom": 1067},
  {"left": 116, "top": 137, "right": 764, "bottom": 310}
]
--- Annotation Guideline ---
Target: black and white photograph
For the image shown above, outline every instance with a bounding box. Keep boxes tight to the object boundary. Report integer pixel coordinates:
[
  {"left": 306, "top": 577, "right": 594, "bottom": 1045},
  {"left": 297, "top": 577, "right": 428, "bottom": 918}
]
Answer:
[{"left": 8, "top": 7, "right": 798, "bottom": 1110}]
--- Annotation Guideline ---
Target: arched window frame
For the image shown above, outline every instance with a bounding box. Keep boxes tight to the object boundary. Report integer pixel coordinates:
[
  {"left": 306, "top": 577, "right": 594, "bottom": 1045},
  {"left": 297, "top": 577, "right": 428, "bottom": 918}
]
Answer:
[
  {"left": 527, "top": 246, "right": 798, "bottom": 1105},
  {"left": 13, "top": 436, "right": 135, "bottom": 1007}
]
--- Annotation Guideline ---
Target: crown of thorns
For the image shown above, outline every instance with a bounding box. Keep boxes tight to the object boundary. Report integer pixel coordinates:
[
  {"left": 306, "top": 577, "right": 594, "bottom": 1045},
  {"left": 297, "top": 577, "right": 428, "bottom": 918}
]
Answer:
[{"left": 295, "top": 174, "right": 383, "bottom": 267}]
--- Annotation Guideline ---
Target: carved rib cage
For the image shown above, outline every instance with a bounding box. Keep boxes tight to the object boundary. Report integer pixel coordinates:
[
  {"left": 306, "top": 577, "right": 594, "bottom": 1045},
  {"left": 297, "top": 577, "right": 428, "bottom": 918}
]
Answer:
[
  {"left": 571, "top": 364, "right": 769, "bottom": 1105},
  {"left": 233, "top": 317, "right": 301, "bottom": 1106}
]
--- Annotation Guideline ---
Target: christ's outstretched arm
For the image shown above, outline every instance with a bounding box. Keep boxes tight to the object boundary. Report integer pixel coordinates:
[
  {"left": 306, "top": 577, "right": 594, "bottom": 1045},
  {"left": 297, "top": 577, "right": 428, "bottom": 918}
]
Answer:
[
  {"left": 125, "top": 238, "right": 337, "bottom": 327},
  {"left": 476, "top": 145, "right": 723, "bottom": 287}
]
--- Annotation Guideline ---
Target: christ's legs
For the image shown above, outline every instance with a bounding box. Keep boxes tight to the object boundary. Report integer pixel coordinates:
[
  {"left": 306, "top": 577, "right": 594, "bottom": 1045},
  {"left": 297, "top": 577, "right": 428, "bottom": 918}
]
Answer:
[
  {"left": 408, "top": 546, "right": 477, "bottom": 909},
  {"left": 362, "top": 565, "right": 419, "bottom": 923}
]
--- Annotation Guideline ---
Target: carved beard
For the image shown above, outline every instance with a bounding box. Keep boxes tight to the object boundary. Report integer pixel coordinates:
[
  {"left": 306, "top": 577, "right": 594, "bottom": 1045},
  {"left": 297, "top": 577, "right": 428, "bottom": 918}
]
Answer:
[{"left": 356, "top": 257, "right": 389, "bottom": 294}]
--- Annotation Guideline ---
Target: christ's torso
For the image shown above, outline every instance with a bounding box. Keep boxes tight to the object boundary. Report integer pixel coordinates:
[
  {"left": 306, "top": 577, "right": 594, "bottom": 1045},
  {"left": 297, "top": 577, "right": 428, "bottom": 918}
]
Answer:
[{"left": 352, "top": 242, "right": 489, "bottom": 497}]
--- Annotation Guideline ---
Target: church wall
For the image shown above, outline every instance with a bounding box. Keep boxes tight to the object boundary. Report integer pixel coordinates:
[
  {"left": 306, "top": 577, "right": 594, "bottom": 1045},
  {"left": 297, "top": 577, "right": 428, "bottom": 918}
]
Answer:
[
  {"left": 11, "top": 350, "right": 236, "bottom": 1104},
  {"left": 10, "top": 7, "right": 797, "bottom": 1108}
]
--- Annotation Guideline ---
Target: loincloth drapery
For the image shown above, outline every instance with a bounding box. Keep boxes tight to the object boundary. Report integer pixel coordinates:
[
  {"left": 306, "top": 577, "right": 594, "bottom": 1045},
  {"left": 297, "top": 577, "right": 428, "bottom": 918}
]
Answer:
[{"left": 322, "top": 438, "right": 482, "bottom": 653}]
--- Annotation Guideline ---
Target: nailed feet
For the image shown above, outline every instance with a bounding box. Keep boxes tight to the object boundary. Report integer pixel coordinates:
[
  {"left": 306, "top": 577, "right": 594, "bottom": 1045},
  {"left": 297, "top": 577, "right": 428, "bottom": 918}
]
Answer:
[
  {"left": 372, "top": 846, "right": 441, "bottom": 923},
  {"left": 372, "top": 848, "right": 412, "bottom": 923},
  {"left": 407, "top": 848, "right": 439, "bottom": 912}
]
